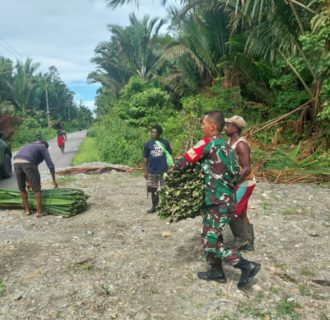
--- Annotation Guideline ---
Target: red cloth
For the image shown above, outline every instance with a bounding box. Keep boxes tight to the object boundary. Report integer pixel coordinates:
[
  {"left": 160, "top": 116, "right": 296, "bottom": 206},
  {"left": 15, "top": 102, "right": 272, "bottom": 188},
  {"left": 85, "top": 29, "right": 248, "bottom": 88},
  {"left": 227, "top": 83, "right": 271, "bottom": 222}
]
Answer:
[
  {"left": 235, "top": 184, "right": 255, "bottom": 216},
  {"left": 57, "top": 136, "right": 65, "bottom": 147}
]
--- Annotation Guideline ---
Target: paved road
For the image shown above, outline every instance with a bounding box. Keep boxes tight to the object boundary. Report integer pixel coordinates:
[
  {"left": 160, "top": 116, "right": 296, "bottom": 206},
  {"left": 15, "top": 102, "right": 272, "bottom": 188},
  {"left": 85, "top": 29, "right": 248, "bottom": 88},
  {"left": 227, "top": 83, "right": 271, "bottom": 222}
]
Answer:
[{"left": 0, "top": 130, "right": 87, "bottom": 189}]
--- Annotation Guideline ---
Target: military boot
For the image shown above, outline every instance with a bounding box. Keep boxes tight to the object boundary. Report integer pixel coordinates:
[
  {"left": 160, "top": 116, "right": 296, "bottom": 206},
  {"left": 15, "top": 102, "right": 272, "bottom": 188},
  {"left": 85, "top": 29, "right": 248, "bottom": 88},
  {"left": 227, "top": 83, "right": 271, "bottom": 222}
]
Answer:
[
  {"left": 197, "top": 261, "right": 227, "bottom": 283},
  {"left": 234, "top": 257, "right": 260, "bottom": 289}
]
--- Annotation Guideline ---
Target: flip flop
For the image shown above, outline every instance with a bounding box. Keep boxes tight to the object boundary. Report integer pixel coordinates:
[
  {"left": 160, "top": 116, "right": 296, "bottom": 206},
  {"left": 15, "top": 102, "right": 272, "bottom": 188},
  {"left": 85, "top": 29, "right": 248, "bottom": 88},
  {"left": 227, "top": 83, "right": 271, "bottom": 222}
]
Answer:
[
  {"left": 35, "top": 213, "right": 45, "bottom": 218},
  {"left": 24, "top": 211, "right": 32, "bottom": 216}
]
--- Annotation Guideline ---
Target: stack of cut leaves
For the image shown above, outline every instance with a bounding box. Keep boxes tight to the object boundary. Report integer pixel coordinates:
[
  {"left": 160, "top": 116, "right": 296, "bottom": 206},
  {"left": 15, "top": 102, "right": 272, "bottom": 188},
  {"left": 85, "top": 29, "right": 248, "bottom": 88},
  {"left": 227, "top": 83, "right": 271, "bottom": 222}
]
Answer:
[
  {"left": 157, "top": 163, "right": 204, "bottom": 223},
  {"left": 0, "top": 188, "right": 88, "bottom": 217}
]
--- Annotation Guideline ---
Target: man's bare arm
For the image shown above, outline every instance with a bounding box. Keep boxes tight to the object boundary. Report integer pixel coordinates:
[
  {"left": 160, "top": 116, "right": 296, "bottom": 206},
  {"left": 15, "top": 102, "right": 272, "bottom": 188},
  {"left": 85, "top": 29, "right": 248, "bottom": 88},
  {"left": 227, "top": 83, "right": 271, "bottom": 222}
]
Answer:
[{"left": 236, "top": 141, "right": 251, "bottom": 184}]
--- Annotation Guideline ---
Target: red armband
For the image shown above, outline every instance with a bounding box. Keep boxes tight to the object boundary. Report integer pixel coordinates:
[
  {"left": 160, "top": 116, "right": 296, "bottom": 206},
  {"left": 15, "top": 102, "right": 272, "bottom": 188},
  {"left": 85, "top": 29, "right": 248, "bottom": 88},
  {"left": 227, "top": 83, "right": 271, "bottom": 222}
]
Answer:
[{"left": 184, "top": 137, "right": 210, "bottom": 162}]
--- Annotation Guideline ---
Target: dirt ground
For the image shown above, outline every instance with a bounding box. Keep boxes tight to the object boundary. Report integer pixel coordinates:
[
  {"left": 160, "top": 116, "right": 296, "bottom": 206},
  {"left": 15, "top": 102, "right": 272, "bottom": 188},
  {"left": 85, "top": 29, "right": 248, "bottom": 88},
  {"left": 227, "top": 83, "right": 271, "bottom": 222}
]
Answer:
[{"left": 0, "top": 166, "right": 329, "bottom": 320}]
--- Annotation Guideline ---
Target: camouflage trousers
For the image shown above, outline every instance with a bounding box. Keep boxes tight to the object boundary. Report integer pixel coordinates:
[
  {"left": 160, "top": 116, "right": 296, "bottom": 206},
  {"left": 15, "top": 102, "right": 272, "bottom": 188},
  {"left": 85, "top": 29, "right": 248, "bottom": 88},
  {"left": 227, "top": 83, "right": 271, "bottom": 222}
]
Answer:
[{"left": 201, "top": 204, "right": 241, "bottom": 266}]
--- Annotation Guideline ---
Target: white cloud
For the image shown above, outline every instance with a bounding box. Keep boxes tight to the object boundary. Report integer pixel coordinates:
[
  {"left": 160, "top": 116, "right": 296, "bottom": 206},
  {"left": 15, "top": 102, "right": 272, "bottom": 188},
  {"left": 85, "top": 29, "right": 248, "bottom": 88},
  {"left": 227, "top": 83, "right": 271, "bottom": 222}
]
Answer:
[
  {"left": 0, "top": 0, "right": 175, "bottom": 110},
  {"left": 83, "top": 100, "right": 97, "bottom": 113}
]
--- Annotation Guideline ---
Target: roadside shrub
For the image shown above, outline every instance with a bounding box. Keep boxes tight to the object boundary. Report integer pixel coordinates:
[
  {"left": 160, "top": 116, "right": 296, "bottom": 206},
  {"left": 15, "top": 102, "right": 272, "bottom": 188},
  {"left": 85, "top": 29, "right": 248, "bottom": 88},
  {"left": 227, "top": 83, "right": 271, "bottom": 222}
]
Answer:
[
  {"left": 96, "top": 117, "right": 147, "bottom": 166},
  {"left": 11, "top": 115, "right": 55, "bottom": 148},
  {"left": 116, "top": 87, "right": 174, "bottom": 127}
]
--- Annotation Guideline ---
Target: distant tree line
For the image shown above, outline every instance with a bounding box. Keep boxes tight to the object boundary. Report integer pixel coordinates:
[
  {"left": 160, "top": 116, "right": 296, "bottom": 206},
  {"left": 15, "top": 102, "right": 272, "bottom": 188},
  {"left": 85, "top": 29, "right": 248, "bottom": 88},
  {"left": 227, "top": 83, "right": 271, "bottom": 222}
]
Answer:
[{"left": 0, "top": 57, "right": 93, "bottom": 144}]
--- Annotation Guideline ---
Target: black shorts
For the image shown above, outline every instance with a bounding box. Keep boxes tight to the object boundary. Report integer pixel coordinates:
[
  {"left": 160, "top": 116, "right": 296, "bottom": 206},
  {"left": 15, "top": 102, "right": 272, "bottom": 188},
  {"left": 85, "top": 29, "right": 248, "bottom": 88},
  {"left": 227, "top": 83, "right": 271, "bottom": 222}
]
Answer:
[{"left": 14, "top": 163, "right": 41, "bottom": 192}]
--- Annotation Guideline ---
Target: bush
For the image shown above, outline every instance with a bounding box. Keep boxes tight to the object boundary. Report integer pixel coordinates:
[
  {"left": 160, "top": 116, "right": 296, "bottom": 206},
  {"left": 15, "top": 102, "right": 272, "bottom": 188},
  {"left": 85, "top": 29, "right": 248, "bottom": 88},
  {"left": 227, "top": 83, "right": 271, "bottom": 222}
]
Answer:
[
  {"left": 11, "top": 115, "right": 55, "bottom": 148},
  {"left": 116, "top": 87, "right": 174, "bottom": 127},
  {"left": 95, "top": 116, "right": 147, "bottom": 166}
]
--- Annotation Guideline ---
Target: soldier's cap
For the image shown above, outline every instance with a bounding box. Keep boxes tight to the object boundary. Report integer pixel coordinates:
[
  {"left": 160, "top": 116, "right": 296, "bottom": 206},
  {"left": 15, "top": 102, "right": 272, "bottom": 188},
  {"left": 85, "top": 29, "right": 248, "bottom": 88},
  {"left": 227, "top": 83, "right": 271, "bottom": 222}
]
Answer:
[{"left": 225, "top": 115, "right": 246, "bottom": 129}]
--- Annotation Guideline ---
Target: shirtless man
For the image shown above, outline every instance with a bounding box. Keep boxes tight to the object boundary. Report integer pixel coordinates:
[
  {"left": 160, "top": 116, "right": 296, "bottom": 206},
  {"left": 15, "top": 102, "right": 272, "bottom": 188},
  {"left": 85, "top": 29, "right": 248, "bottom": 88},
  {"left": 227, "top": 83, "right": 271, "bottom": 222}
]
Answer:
[{"left": 225, "top": 115, "right": 256, "bottom": 251}]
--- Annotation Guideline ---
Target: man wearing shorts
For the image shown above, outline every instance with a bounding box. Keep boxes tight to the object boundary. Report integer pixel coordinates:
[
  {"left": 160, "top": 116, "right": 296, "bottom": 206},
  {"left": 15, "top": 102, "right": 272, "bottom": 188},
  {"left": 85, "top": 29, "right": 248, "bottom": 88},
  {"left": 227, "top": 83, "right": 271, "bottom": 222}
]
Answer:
[
  {"left": 13, "top": 140, "right": 58, "bottom": 217},
  {"left": 143, "top": 124, "right": 172, "bottom": 213},
  {"left": 225, "top": 115, "right": 256, "bottom": 251}
]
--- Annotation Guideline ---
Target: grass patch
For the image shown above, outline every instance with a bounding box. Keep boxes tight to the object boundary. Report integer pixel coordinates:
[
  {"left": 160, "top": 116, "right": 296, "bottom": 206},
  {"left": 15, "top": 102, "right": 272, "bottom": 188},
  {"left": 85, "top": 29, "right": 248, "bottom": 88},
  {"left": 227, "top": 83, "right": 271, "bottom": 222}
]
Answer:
[
  {"left": 299, "top": 267, "right": 315, "bottom": 277},
  {"left": 298, "top": 283, "right": 311, "bottom": 296},
  {"left": 218, "top": 315, "right": 238, "bottom": 320},
  {"left": 275, "top": 263, "right": 288, "bottom": 271},
  {"left": 282, "top": 207, "right": 302, "bottom": 215},
  {"left": 238, "top": 292, "right": 269, "bottom": 318},
  {"left": 57, "top": 175, "right": 77, "bottom": 186},
  {"left": 71, "top": 137, "right": 100, "bottom": 165},
  {"left": 239, "top": 303, "right": 268, "bottom": 317},
  {"left": 275, "top": 298, "right": 300, "bottom": 319},
  {"left": 74, "top": 260, "right": 94, "bottom": 271},
  {"left": 270, "top": 286, "right": 280, "bottom": 294},
  {"left": 129, "top": 170, "right": 144, "bottom": 177},
  {"left": 261, "top": 201, "right": 272, "bottom": 211},
  {"left": 0, "top": 279, "right": 6, "bottom": 297}
]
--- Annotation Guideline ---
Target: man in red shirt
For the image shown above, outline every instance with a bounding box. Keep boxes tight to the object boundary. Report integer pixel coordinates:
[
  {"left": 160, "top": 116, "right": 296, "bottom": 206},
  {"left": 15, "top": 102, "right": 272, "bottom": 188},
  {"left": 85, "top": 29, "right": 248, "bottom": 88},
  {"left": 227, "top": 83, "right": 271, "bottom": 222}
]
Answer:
[{"left": 57, "top": 129, "right": 67, "bottom": 153}]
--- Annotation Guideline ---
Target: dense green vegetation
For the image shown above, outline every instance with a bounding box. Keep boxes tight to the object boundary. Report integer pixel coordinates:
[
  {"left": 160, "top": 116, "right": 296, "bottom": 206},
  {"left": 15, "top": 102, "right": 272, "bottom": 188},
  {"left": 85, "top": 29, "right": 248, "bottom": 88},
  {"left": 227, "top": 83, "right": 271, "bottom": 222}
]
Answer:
[
  {"left": 1, "top": 0, "right": 329, "bottom": 179},
  {"left": 84, "top": 0, "right": 329, "bottom": 179},
  {"left": 0, "top": 59, "right": 93, "bottom": 146}
]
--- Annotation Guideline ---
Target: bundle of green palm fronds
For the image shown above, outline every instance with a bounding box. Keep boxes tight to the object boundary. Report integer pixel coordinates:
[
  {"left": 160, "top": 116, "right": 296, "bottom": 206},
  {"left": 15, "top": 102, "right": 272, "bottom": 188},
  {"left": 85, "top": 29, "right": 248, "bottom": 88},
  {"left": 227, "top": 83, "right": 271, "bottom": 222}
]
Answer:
[
  {"left": 0, "top": 188, "right": 88, "bottom": 217},
  {"left": 157, "top": 163, "right": 205, "bottom": 223}
]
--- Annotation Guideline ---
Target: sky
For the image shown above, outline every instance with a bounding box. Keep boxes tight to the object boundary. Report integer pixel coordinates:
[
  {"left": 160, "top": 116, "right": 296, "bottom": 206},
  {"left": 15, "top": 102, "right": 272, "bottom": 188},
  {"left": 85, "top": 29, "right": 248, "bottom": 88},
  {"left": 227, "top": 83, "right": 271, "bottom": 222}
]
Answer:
[{"left": 0, "top": 0, "right": 176, "bottom": 113}]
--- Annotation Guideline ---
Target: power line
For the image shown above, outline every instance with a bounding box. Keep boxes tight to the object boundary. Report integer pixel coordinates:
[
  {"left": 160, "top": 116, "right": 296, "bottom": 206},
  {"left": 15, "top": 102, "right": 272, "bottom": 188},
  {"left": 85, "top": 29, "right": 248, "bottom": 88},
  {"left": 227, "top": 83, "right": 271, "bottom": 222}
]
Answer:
[{"left": 0, "top": 35, "right": 24, "bottom": 60}]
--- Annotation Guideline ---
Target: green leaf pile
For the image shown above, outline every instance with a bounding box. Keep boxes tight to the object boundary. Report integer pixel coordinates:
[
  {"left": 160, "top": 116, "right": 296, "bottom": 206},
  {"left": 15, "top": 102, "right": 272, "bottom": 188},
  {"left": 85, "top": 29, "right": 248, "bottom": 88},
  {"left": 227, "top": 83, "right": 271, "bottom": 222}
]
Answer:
[
  {"left": 157, "top": 163, "right": 205, "bottom": 223},
  {"left": 0, "top": 188, "right": 88, "bottom": 217}
]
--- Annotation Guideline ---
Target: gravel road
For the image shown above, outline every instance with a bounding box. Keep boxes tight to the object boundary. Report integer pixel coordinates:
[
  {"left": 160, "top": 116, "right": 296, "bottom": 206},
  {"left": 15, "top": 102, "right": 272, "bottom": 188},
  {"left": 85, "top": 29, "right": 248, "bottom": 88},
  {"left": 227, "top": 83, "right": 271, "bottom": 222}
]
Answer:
[{"left": 0, "top": 167, "right": 329, "bottom": 320}]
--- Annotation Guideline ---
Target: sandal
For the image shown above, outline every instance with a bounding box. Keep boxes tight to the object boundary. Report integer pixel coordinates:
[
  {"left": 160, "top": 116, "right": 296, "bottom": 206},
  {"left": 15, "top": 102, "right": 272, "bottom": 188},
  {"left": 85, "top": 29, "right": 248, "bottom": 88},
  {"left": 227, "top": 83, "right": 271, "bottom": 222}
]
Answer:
[
  {"left": 24, "top": 210, "right": 32, "bottom": 216},
  {"left": 35, "top": 213, "right": 45, "bottom": 218}
]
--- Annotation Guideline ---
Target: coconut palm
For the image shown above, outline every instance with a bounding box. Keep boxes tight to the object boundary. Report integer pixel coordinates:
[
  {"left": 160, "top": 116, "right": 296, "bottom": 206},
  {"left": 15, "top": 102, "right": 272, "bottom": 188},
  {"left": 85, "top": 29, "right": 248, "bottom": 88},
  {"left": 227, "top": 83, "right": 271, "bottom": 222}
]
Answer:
[
  {"left": 6, "top": 58, "right": 40, "bottom": 113},
  {"left": 89, "top": 13, "right": 165, "bottom": 96},
  {"left": 159, "top": 4, "right": 273, "bottom": 101},
  {"left": 0, "top": 57, "right": 14, "bottom": 106},
  {"left": 110, "top": 13, "right": 165, "bottom": 79},
  {"left": 88, "top": 40, "right": 133, "bottom": 97}
]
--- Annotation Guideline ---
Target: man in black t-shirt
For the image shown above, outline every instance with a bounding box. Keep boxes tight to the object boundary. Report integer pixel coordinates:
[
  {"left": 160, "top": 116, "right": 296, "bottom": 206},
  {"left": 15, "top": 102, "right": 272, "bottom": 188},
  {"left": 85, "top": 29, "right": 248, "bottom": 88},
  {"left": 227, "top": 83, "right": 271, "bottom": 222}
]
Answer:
[{"left": 143, "top": 124, "right": 172, "bottom": 213}]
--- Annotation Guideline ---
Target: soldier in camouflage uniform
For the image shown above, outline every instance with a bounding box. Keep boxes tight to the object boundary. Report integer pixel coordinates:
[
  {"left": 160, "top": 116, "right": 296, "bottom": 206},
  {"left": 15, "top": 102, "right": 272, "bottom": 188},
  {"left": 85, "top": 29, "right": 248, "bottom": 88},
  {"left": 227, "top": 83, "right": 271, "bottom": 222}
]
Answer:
[{"left": 173, "top": 110, "right": 260, "bottom": 289}]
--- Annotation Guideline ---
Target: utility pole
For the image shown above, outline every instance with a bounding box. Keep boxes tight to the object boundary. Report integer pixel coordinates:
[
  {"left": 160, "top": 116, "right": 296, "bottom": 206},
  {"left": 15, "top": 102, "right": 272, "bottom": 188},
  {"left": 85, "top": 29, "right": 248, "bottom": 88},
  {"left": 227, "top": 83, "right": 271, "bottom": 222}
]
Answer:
[
  {"left": 68, "top": 102, "right": 70, "bottom": 122},
  {"left": 45, "top": 85, "right": 50, "bottom": 127}
]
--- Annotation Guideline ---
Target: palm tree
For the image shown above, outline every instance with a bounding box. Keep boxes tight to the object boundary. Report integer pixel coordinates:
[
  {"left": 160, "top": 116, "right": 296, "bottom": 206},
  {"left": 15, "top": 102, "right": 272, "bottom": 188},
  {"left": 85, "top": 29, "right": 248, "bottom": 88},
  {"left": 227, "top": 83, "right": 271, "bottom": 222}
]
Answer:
[
  {"left": 159, "top": 4, "right": 271, "bottom": 100},
  {"left": 220, "top": 0, "right": 327, "bottom": 131},
  {"left": 164, "top": 0, "right": 327, "bottom": 125},
  {"left": 6, "top": 58, "right": 40, "bottom": 113},
  {"left": 0, "top": 57, "right": 14, "bottom": 106},
  {"left": 88, "top": 40, "right": 133, "bottom": 97},
  {"left": 110, "top": 13, "right": 165, "bottom": 79},
  {"left": 89, "top": 14, "right": 165, "bottom": 96}
]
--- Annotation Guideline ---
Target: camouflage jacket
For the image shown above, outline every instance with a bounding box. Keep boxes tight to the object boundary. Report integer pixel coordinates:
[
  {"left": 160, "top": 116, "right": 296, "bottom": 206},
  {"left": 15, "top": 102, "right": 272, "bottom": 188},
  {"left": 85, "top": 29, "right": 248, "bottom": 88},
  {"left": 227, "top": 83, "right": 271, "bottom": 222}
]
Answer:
[{"left": 174, "top": 134, "right": 239, "bottom": 207}]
